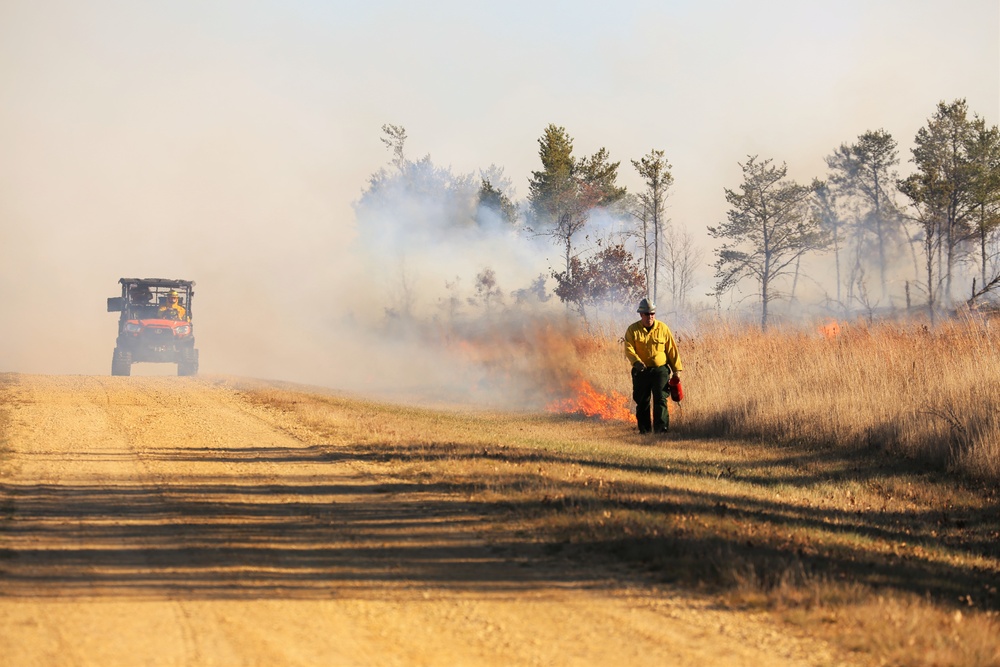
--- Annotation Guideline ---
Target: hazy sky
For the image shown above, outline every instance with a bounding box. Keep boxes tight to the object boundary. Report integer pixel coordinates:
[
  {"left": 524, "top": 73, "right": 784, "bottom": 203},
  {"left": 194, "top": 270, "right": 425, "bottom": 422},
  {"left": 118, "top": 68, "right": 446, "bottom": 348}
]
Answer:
[{"left": 1, "top": 0, "right": 998, "bottom": 379}]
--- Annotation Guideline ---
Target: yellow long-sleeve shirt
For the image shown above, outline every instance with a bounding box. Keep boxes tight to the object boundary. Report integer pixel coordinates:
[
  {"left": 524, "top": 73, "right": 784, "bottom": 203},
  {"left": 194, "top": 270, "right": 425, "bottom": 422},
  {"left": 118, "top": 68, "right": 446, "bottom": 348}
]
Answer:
[
  {"left": 158, "top": 303, "right": 187, "bottom": 320},
  {"left": 624, "top": 320, "right": 683, "bottom": 371}
]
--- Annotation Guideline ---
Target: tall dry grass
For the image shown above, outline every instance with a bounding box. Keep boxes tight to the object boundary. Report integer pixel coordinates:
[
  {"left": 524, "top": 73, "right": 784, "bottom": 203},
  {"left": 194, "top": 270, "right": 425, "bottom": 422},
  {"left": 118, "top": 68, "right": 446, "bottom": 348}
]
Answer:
[
  {"left": 0, "top": 373, "right": 11, "bottom": 462},
  {"left": 576, "top": 316, "right": 1000, "bottom": 481}
]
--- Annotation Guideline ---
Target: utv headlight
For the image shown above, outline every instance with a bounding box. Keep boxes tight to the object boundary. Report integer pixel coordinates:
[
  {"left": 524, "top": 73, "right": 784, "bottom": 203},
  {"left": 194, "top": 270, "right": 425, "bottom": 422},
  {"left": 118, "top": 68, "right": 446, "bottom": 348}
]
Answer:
[
  {"left": 124, "top": 323, "right": 142, "bottom": 334},
  {"left": 175, "top": 325, "right": 191, "bottom": 336}
]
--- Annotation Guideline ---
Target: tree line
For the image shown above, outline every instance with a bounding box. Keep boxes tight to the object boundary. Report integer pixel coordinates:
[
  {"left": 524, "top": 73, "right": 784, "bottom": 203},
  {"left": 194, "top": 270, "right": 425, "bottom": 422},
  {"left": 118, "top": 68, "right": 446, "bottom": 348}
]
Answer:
[{"left": 355, "top": 99, "right": 1000, "bottom": 328}]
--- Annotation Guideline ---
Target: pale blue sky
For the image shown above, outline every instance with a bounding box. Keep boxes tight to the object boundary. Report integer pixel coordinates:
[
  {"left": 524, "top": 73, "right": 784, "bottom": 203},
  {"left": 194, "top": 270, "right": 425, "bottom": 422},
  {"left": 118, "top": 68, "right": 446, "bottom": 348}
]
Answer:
[{"left": 1, "top": 0, "right": 997, "bottom": 375}]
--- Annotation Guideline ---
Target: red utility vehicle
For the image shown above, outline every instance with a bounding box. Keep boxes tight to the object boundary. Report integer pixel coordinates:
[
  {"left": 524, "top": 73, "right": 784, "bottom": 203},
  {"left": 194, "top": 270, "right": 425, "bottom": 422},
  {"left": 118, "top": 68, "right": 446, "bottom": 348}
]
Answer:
[{"left": 107, "top": 278, "right": 199, "bottom": 376}]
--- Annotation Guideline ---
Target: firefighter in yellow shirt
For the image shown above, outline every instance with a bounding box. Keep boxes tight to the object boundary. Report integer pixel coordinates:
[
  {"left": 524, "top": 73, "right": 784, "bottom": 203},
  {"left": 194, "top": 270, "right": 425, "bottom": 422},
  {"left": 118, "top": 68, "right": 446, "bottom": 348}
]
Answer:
[
  {"left": 624, "top": 298, "right": 683, "bottom": 434},
  {"left": 158, "top": 289, "right": 187, "bottom": 320}
]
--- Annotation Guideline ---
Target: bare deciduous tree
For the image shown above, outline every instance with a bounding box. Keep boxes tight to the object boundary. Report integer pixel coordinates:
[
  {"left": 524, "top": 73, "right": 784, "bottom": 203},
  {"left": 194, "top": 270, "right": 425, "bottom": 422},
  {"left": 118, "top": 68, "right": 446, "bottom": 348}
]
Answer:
[{"left": 662, "top": 224, "right": 702, "bottom": 310}]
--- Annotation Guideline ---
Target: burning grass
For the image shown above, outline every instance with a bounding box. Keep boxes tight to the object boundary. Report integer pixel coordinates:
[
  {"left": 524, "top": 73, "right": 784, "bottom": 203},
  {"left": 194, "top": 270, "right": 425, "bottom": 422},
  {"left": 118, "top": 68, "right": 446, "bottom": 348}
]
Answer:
[
  {"left": 545, "top": 375, "right": 633, "bottom": 422},
  {"left": 424, "top": 313, "right": 1000, "bottom": 481}
]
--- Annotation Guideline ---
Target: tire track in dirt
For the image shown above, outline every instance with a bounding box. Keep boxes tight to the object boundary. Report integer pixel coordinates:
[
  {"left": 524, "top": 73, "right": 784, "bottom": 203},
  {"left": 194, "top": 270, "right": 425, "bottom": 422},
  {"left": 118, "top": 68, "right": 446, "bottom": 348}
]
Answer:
[{"left": 0, "top": 374, "right": 850, "bottom": 666}]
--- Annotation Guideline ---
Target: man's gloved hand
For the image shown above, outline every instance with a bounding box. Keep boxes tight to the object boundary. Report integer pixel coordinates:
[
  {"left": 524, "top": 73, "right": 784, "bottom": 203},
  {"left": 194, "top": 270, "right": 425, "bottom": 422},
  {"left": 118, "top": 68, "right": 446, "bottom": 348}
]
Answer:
[{"left": 631, "top": 361, "right": 645, "bottom": 378}]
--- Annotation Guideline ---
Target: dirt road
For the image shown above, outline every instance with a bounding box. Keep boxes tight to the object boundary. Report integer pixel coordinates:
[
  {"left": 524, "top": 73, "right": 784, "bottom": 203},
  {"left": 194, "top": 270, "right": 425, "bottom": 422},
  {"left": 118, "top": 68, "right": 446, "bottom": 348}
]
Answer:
[{"left": 0, "top": 375, "right": 845, "bottom": 666}]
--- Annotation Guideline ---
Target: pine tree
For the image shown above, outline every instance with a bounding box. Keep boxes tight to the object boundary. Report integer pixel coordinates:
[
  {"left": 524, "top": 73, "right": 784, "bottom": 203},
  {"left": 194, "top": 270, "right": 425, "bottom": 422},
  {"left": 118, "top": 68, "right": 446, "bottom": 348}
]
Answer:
[
  {"left": 898, "top": 100, "right": 979, "bottom": 308},
  {"left": 826, "top": 129, "right": 903, "bottom": 303},
  {"left": 527, "top": 125, "right": 625, "bottom": 276},
  {"left": 709, "top": 156, "right": 827, "bottom": 330}
]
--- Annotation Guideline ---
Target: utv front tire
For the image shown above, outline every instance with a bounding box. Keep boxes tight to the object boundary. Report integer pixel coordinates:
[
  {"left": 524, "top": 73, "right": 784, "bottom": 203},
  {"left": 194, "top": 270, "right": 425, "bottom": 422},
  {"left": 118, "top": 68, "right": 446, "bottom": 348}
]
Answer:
[
  {"left": 178, "top": 348, "right": 199, "bottom": 376},
  {"left": 111, "top": 349, "right": 132, "bottom": 376}
]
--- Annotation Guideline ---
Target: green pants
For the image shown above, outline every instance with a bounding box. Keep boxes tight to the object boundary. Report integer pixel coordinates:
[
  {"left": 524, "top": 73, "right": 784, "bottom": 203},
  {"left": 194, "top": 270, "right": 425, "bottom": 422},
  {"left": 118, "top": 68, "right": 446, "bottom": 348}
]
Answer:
[{"left": 632, "top": 365, "right": 670, "bottom": 433}]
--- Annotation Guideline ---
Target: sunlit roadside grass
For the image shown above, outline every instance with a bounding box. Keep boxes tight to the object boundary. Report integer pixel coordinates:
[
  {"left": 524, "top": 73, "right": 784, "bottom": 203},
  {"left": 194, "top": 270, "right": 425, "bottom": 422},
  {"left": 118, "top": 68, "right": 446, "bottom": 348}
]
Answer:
[
  {"left": 0, "top": 374, "right": 16, "bottom": 525},
  {"left": 0, "top": 373, "right": 13, "bottom": 462},
  {"left": 582, "top": 316, "right": 1000, "bottom": 481},
  {"left": 725, "top": 317, "right": 1000, "bottom": 480},
  {"left": 228, "top": 374, "right": 1000, "bottom": 667},
  {"left": 412, "top": 312, "right": 1000, "bottom": 481}
]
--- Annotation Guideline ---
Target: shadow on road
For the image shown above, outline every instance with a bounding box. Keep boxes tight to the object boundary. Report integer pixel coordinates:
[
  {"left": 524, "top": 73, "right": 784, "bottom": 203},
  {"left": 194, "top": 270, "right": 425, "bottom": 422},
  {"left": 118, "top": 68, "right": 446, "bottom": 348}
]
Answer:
[
  {"left": 1, "top": 438, "right": 998, "bottom": 609},
  {"left": 0, "top": 444, "right": 601, "bottom": 600}
]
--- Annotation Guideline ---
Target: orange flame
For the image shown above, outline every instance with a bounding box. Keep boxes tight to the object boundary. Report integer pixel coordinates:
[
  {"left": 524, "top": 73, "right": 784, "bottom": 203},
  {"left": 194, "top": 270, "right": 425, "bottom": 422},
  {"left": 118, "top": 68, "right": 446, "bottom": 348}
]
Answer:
[
  {"left": 818, "top": 319, "right": 841, "bottom": 339},
  {"left": 546, "top": 376, "right": 634, "bottom": 422}
]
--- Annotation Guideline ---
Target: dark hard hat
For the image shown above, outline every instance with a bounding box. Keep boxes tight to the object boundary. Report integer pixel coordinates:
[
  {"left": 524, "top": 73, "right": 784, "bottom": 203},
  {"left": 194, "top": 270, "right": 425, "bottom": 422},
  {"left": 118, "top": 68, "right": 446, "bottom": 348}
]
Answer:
[{"left": 637, "top": 298, "right": 655, "bottom": 314}]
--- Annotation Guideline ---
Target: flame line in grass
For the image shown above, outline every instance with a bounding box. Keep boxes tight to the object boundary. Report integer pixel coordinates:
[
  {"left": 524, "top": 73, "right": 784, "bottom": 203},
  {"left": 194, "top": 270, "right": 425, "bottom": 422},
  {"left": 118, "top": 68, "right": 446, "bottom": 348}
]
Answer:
[{"left": 546, "top": 376, "right": 633, "bottom": 422}]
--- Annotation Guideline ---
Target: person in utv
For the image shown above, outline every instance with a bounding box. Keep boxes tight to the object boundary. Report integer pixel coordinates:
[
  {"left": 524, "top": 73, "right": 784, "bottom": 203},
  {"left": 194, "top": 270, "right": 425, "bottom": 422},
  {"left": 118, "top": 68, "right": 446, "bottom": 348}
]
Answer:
[
  {"left": 158, "top": 289, "right": 187, "bottom": 321},
  {"left": 624, "top": 298, "right": 683, "bottom": 434}
]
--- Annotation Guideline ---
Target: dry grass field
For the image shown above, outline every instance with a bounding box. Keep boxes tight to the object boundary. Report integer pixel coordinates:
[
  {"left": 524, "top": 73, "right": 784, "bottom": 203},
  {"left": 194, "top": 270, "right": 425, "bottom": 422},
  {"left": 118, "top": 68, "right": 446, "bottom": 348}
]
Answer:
[
  {"left": 228, "top": 315, "right": 1000, "bottom": 666},
  {"left": 668, "top": 317, "right": 1000, "bottom": 482}
]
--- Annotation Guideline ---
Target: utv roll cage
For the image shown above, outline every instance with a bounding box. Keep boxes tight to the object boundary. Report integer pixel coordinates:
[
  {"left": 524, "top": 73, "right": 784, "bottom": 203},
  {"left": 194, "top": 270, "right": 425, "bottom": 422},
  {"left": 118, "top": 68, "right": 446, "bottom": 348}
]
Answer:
[{"left": 107, "top": 278, "right": 195, "bottom": 328}]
